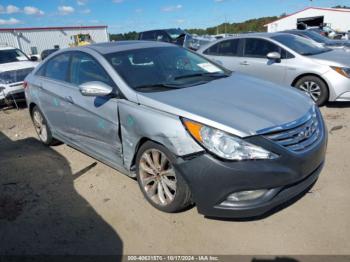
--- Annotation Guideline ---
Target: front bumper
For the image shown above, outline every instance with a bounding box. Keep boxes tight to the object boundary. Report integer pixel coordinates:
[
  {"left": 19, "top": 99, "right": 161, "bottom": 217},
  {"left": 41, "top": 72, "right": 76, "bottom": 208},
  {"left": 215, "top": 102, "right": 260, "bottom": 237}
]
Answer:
[
  {"left": 0, "top": 82, "right": 25, "bottom": 100},
  {"left": 174, "top": 121, "right": 327, "bottom": 219},
  {"left": 322, "top": 69, "right": 350, "bottom": 101}
]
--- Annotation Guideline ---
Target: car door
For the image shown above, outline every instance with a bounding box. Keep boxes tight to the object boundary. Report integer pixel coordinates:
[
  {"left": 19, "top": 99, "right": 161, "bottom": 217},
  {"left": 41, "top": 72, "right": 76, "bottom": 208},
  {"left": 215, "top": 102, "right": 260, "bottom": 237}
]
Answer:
[
  {"left": 33, "top": 52, "right": 71, "bottom": 138},
  {"left": 203, "top": 39, "right": 242, "bottom": 70},
  {"left": 238, "top": 38, "right": 288, "bottom": 85},
  {"left": 63, "top": 51, "right": 123, "bottom": 167}
]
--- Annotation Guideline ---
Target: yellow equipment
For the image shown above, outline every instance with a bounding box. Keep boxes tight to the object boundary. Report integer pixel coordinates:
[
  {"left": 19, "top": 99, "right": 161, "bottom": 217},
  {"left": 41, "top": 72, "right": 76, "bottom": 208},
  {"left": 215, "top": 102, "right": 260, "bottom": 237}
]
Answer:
[{"left": 70, "top": 34, "right": 93, "bottom": 47}]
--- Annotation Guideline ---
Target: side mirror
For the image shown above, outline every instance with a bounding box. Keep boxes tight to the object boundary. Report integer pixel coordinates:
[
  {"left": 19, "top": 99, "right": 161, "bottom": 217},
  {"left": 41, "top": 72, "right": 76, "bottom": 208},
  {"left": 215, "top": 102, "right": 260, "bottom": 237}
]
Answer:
[
  {"left": 30, "top": 56, "right": 38, "bottom": 61},
  {"left": 266, "top": 52, "right": 281, "bottom": 61},
  {"left": 79, "top": 81, "right": 113, "bottom": 97}
]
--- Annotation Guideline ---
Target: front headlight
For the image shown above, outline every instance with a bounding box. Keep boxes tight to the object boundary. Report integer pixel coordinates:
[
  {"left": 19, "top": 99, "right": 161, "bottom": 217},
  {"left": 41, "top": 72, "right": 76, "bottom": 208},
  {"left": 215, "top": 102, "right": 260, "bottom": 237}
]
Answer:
[
  {"left": 331, "top": 66, "right": 350, "bottom": 78},
  {"left": 182, "top": 119, "right": 278, "bottom": 161}
]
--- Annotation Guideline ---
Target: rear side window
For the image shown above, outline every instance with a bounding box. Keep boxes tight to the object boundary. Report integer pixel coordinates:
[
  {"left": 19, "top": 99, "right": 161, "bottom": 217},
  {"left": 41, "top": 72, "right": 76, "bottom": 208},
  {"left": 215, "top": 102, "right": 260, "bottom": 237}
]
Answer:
[
  {"left": 244, "top": 38, "right": 280, "bottom": 58},
  {"left": 44, "top": 53, "right": 70, "bottom": 82},
  {"left": 204, "top": 39, "right": 240, "bottom": 56},
  {"left": 69, "top": 52, "right": 114, "bottom": 87}
]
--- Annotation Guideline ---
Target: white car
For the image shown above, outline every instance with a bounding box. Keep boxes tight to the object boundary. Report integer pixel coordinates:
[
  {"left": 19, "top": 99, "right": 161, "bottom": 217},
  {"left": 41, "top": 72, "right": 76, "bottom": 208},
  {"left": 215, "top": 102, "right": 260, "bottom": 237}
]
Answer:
[{"left": 0, "top": 46, "right": 38, "bottom": 104}]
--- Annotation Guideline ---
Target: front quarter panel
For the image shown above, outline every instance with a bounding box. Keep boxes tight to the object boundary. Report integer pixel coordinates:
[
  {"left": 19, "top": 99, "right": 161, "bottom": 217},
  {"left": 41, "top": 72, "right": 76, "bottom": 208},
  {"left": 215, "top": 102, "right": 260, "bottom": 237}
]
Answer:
[{"left": 118, "top": 100, "right": 204, "bottom": 171}]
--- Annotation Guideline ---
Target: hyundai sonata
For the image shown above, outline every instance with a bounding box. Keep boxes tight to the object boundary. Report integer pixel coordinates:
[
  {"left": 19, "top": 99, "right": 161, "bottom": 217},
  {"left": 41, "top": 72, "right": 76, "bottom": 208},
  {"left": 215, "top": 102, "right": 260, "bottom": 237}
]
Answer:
[{"left": 25, "top": 41, "right": 327, "bottom": 218}]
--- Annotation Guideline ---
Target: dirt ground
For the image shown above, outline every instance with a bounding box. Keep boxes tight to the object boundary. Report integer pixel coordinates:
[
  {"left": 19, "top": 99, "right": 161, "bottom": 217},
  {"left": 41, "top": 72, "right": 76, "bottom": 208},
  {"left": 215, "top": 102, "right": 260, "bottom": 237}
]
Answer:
[{"left": 0, "top": 103, "right": 350, "bottom": 257}]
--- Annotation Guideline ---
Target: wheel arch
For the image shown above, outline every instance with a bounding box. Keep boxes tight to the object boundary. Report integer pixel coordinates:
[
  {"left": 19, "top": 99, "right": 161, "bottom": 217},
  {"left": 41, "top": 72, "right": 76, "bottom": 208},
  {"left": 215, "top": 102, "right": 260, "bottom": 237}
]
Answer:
[
  {"left": 291, "top": 73, "right": 329, "bottom": 91},
  {"left": 29, "top": 102, "right": 37, "bottom": 116},
  {"left": 291, "top": 73, "right": 330, "bottom": 103},
  {"left": 129, "top": 137, "right": 162, "bottom": 173}
]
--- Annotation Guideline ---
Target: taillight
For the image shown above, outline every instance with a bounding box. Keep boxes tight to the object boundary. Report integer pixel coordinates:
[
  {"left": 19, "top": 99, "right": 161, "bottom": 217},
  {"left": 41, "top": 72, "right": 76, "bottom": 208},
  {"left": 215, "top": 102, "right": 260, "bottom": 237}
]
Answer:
[{"left": 23, "top": 81, "right": 28, "bottom": 89}]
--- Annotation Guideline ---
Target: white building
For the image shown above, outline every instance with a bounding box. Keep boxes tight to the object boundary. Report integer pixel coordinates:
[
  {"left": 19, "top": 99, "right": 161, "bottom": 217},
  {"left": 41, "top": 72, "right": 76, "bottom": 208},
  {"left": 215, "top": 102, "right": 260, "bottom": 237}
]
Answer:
[
  {"left": 265, "top": 7, "right": 350, "bottom": 33},
  {"left": 0, "top": 25, "right": 109, "bottom": 56}
]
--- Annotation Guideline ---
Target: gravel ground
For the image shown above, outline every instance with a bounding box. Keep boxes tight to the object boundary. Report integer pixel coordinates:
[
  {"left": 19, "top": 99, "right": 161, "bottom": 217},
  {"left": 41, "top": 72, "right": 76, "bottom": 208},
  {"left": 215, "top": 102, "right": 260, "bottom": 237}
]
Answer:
[{"left": 0, "top": 103, "right": 350, "bottom": 257}]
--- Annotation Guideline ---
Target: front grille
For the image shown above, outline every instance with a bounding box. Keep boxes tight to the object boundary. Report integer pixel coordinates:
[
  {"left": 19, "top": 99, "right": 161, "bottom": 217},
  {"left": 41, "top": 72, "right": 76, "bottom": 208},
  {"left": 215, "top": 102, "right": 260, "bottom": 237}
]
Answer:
[{"left": 265, "top": 110, "right": 321, "bottom": 152}]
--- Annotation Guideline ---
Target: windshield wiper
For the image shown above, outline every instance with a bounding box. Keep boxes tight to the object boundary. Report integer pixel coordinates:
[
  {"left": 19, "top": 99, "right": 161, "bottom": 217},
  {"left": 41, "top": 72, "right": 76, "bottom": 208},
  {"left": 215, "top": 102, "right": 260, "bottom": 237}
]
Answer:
[
  {"left": 174, "top": 72, "right": 229, "bottom": 80},
  {"left": 134, "top": 83, "right": 183, "bottom": 91}
]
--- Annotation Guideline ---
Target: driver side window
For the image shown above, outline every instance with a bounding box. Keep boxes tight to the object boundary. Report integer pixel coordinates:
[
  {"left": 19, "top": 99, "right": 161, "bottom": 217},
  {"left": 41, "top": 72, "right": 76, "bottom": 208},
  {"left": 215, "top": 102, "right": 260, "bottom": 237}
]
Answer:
[
  {"left": 69, "top": 52, "right": 115, "bottom": 87},
  {"left": 244, "top": 38, "right": 281, "bottom": 58}
]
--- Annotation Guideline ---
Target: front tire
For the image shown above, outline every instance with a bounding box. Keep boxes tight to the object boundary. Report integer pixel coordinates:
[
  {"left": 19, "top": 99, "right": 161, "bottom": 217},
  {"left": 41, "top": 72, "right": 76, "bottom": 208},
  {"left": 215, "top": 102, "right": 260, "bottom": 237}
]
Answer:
[
  {"left": 136, "top": 141, "right": 192, "bottom": 213},
  {"left": 294, "top": 76, "right": 329, "bottom": 106},
  {"left": 31, "top": 106, "right": 58, "bottom": 146}
]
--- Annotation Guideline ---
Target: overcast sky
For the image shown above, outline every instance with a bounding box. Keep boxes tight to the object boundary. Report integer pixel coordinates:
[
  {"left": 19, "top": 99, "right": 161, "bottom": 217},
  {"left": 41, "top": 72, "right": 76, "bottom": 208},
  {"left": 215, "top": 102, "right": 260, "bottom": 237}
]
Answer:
[{"left": 0, "top": 0, "right": 350, "bottom": 33}]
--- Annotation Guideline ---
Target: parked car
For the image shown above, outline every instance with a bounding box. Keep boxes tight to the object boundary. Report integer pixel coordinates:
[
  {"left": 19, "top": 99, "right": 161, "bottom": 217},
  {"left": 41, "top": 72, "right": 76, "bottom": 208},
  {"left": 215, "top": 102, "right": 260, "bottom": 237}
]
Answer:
[
  {"left": 41, "top": 48, "right": 59, "bottom": 60},
  {"left": 138, "top": 28, "right": 211, "bottom": 50},
  {"left": 0, "top": 45, "right": 38, "bottom": 105},
  {"left": 199, "top": 33, "right": 350, "bottom": 105},
  {"left": 282, "top": 29, "right": 350, "bottom": 50},
  {"left": 308, "top": 27, "right": 344, "bottom": 40},
  {"left": 25, "top": 41, "right": 327, "bottom": 218}
]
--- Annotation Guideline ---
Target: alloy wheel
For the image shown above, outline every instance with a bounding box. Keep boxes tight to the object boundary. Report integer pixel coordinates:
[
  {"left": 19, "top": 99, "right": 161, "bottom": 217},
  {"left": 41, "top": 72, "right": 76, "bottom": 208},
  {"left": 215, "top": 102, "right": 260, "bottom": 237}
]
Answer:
[
  {"left": 33, "top": 110, "right": 48, "bottom": 142},
  {"left": 298, "top": 81, "right": 322, "bottom": 102},
  {"left": 139, "top": 149, "right": 177, "bottom": 206}
]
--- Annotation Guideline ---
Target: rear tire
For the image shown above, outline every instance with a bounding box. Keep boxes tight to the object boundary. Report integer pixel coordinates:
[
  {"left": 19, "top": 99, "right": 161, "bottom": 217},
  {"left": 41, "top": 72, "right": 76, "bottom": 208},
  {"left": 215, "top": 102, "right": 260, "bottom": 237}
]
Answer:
[
  {"left": 294, "top": 76, "right": 329, "bottom": 106},
  {"left": 136, "top": 141, "right": 192, "bottom": 213},
  {"left": 31, "top": 106, "right": 59, "bottom": 146}
]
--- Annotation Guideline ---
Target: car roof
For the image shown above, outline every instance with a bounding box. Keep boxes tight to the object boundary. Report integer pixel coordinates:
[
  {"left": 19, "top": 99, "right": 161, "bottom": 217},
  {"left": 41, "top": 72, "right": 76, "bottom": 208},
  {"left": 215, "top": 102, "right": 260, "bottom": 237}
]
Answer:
[
  {"left": 84, "top": 40, "right": 176, "bottom": 54},
  {"left": 227, "top": 32, "right": 292, "bottom": 39}
]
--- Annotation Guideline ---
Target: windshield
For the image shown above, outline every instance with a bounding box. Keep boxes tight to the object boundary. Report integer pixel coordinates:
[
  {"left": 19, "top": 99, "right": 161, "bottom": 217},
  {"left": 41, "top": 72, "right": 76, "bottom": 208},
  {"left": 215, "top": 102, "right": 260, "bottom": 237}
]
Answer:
[
  {"left": 105, "top": 46, "right": 230, "bottom": 92},
  {"left": 165, "top": 29, "right": 186, "bottom": 40},
  {"left": 0, "top": 49, "right": 29, "bottom": 64},
  {"left": 302, "top": 30, "right": 330, "bottom": 43},
  {"left": 272, "top": 34, "right": 332, "bottom": 56}
]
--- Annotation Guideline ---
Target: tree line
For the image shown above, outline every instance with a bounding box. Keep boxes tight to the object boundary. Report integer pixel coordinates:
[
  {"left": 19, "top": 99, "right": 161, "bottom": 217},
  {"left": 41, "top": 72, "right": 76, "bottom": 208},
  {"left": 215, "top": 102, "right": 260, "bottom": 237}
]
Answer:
[
  {"left": 109, "top": 16, "right": 279, "bottom": 41},
  {"left": 109, "top": 6, "right": 350, "bottom": 41}
]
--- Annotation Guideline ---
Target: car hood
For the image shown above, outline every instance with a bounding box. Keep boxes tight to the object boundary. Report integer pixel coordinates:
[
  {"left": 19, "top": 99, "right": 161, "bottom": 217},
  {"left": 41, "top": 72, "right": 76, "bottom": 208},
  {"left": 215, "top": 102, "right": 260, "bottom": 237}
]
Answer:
[
  {"left": 310, "top": 49, "right": 350, "bottom": 67},
  {"left": 137, "top": 73, "right": 313, "bottom": 137},
  {"left": 0, "top": 61, "right": 38, "bottom": 73}
]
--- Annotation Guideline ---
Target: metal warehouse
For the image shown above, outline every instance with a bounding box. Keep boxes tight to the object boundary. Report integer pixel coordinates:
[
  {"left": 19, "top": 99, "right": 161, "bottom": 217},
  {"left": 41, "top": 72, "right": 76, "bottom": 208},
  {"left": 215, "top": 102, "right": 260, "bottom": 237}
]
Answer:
[
  {"left": 0, "top": 25, "right": 109, "bottom": 55},
  {"left": 266, "top": 7, "right": 350, "bottom": 32}
]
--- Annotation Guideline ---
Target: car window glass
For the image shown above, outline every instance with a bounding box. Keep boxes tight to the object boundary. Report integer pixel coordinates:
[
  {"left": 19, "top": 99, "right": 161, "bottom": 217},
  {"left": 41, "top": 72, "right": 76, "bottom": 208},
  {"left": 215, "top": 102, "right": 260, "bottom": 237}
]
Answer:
[
  {"left": 141, "top": 31, "right": 155, "bottom": 40},
  {"left": 45, "top": 53, "right": 70, "bottom": 82},
  {"left": 205, "top": 39, "right": 240, "bottom": 56},
  {"left": 0, "top": 49, "right": 29, "bottom": 64},
  {"left": 244, "top": 38, "right": 280, "bottom": 58},
  {"left": 36, "top": 65, "right": 46, "bottom": 77},
  {"left": 204, "top": 43, "right": 219, "bottom": 55},
  {"left": 155, "top": 31, "right": 170, "bottom": 42},
  {"left": 69, "top": 52, "right": 114, "bottom": 87},
  {"left": 105, "top": 46, "right": 227, "bottom": 90}
]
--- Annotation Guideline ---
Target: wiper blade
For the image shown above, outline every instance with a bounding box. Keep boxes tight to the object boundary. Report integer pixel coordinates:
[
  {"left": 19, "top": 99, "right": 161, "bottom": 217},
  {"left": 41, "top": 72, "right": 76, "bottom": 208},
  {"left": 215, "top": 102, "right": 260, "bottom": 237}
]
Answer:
[
  {"left": 174, "top": 72, "right": 228, "bottom": 80},
  {"left": 134, "top": 83, "right": 183, "bottom": 91}
]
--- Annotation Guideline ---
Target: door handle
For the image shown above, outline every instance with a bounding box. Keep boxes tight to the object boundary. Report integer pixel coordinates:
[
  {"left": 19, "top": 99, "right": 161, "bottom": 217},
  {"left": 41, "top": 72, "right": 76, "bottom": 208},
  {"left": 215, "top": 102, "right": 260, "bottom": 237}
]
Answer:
[
  {"left": 65, "top": 96, "right": 74, "bottom": 104},
  {"left": 240, "top": 61, "right": 250, "bottom": 66}
]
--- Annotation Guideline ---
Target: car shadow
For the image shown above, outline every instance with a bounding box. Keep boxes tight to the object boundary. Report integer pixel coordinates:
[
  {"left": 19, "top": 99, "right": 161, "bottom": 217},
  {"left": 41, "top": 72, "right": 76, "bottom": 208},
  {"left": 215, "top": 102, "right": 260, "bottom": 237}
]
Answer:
[
  {"left": 325, "top": 101, "right": 350, "bottom": 108},
  {"left": 205, "top": 182, "right": 316, "bottom": 222},
  {"left": 0, "top": 132, "right": 123, "bottom": 260}
]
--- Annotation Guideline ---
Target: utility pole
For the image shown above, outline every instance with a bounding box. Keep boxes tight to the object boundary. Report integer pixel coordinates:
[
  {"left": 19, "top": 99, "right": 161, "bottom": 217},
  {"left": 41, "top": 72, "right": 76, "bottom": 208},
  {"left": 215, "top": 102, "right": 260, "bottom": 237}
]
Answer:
[{"left": 225, "top": 15, "right": 227, "bottom": 34}]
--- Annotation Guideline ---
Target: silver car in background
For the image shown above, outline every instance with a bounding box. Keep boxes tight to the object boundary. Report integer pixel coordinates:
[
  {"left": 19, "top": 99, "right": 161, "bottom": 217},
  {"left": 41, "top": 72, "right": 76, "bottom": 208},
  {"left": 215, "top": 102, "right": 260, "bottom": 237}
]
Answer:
[
  {"left": 198, "top": 33, "right": 350, "bottom": 105},
  {"left": 25, "top": 41, "right": 327, "bottom": 218}
]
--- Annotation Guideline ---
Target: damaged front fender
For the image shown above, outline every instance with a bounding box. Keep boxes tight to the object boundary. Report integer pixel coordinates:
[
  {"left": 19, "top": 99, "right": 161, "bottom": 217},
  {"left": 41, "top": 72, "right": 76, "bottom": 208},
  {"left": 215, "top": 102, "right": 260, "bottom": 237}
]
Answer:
[{"left": 118, "top": 100, "right": 204, "bottom": 173}]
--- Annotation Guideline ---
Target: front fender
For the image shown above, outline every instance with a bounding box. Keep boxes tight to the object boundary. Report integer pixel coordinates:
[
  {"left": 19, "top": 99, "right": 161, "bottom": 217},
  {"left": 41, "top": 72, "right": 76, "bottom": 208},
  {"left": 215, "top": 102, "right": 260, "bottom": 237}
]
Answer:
[{"left": 118, "top": 100, "right": 204, "bottom": 171}]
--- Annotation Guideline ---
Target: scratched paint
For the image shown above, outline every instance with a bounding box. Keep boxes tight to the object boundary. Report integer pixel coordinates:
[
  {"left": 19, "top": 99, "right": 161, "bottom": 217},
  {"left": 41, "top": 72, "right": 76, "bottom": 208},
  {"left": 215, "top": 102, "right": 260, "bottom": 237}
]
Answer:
[
  {"left": 97, "top": 119, "right": 106, "bottom": 129},
  {"left": 53, "top": 98, "right": 60, "bottom": 107},
  {"left": 126, "top": 115, "right": 135, "bottom": 126}
]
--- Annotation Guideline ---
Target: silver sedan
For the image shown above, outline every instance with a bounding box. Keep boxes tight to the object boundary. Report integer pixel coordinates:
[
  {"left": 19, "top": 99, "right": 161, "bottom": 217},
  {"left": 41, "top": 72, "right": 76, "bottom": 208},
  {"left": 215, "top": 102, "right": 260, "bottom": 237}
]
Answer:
[
  {"left": 198, "top": 33, "right": 350, "bottom": 106},
  {"left": 24, "top": 41, "right": 326, "bottom": 218}
]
